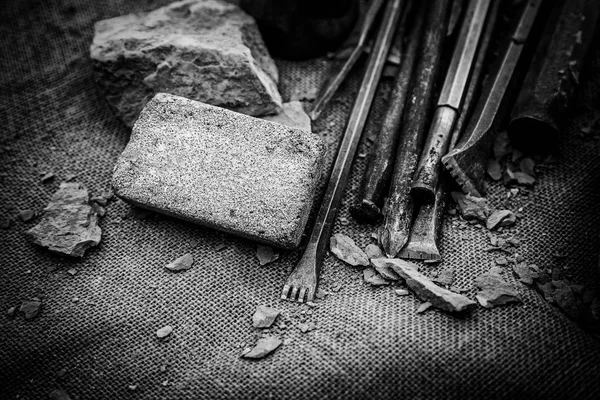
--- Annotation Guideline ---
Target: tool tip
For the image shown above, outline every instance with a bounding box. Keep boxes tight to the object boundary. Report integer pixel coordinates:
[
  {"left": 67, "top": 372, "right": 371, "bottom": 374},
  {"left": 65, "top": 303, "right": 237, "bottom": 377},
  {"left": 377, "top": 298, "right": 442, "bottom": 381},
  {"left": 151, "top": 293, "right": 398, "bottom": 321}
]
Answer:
[{"left": 378, "top": 226, "right": 408, "bottom": 258}]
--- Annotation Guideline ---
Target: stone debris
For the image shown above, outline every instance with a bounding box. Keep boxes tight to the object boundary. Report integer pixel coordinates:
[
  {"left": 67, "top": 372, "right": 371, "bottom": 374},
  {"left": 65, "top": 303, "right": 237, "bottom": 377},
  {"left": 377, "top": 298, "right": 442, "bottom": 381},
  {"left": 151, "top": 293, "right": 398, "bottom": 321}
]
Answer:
[
  {"left": 298, "top": 322, "right": 317, "bottom": 333},
  {"left": 512, "top": 263, "right": 539, "bottom": 285},
  {"left": 474, "top": 272, "right": 521, "bottom": 308},
  {"left": 416, "top": 302, "right": 432, "bottom": 314},
  {"left": 242, "top": 336, "right": 282, "bottom": 359},
  {"left": 6, "top": 306, "right": 17, "bottom": 318},
  {"left": 67, "top": 268, "right": 77, "bottom": 276},
  {"left": 127, "top": 385, "right": 138, "bottom": 391},
  {"left": 156, "top": 325, "right": 173, "bottom": 339},
  {"left": 520, "top": 157, "right": 536, "bottom": 176},
  {"left": 41, "top": 172, "right": 55, "bottom": 183},
  {"left": 371, "top": 257, "right": 402, "bottom": 280},
  {"left": 252, "top": 305, "right": 280, "bottom": 328},
  {"left": 487, "top": 159, "right": 502, "bottom": 181},
  {"left": 90, "top": 0, "right": 282, "bottom": 127},
  {"left": 495, "top": 256, "right": 508, "bottom": 266},
  {"left": 20, "top": 299, "right": 42, "bottom": 320},
  {"left": 536, "top": 280, "right": 580, "bottom": 319},
  {"left": 315, "top": 289, "right": 328, "bottom": 299},
  {"left": 395, "top": 289, "right": 409, "bottom": 296},
  {"left": 330, "top": 233, "right": 369, "bottom": 267},
  {"left": 504, "top": 168, "right": 535, "bottom": 187},
  {"left": 256, "top": 245, "right": 279, "bottom": 266},
  {"left": 363, "top": 267, "right": 390, "bottom": 286},
  {"left": 451, "top": 191, "right": 490, "bottom": 222},
  {"left": 262, "top": 101, "right": 311, "bottom": 132},
  {"left": 432, "top": 268, "right": 455, "bottom": 286},
  {"left": 373, "top": 258, "right": 476, "bottom": 313},
  {"left": 26, "top": 183, "right": 102, "bottom": 257},
  {"left": 19, "top": 210, "right": 35, "bottom": 222},
  {"left": 91, "top": 203, "right": 106, "bottom": 217},
  {"left": 49, "top": 389, "right": 71, "bottom": 400},
  {"left": 165, "top": 253, "right": 194, "bottom": 271},
  {"left": 91, "top": 196, "right": 108, "bottom": 206},
  {"left": 486, "top": 210, "right": 516, "bottom": 230},
  {"left": 365, "top": 243, "right": 384, "bottom": 260}
]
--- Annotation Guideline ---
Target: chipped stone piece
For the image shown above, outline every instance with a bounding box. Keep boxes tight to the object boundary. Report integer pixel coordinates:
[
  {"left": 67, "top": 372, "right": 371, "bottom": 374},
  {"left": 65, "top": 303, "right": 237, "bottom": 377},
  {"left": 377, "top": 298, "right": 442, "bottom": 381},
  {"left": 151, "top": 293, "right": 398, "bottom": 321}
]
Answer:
[
  {"left": 487, "top": 210, "right": 516, "bottom": 230},
  {"left": 91, "top": 196, "right": 108, "bottom": 206},
  {"left": 520, "top": 157, "right": 536, "bottom": 176},
  {"left": 315, "top": 289, "right": 328, "bottom": 299},
  {"left": 432, "top": 268, "right": 455, "bottom": 286},
  {"left": 330, "top": 233, "right": 369, "bottom": 267},
  {"left": 156, "top": 325, "right": 173, "bottom": 339},
  {"left": 371, "top": 257, "right": 402, "bottom": 280},
  {"left": 165, "top": 254, "right": 194, "bottom": 271},
  {"left": 26, "top": 183, "right": 101, "bottom": 257},
  {"left": 252, "top": 305, "right": 280, "bottom": 328},
  {"left": 474, "top": 273, "right": 521, "bottom": 308},
  {"left": 262, "top": 101, "right": 311, "bottom": 132},
  {"left": 513, "top": 263, "right": 539, "bottom": 285},
  {"left": 19, "top": 210, "right": 35, "bottom": 222},
  {"left": 373, "top": 258, "right": 476, "bottom": 313},
  {"left": 365, "top": 243, "right": 384, "bottom": 259},
  {"left": 416, "top": 302, "right": 432, "bottom": 314},
  {"left": 90, "top": 0, "right": 282, "bottom": 127},
  {"left": 41, "top": 172, "right": 55, "bottom": 183},
  {"left": 49, "top": 389, "right": 71, "bottom": 400},
  {"left": 67, "top": 268, "right": 77, "bottom": 276},
  {"left": 242, "top": 336, "right": 282, "bottom": 359},
  {"left": 504, "top": 169, "right": 535, "bottom": 186},
  {"left": 487, "top": 159, "right": 502, "bottom": 181},
  {"left": 299, "top": 322, "right": 317, "bottom": 333},
  {"left": 395, "top": 289, "right": 409, "bottom": 296},
  {"left": 495, "top": 256, "right": 508, "bottom": 266},
  {"left": 551, "top": 280, "right": 580, "bottom": 319},
  {"left": 256, "top": 245, "right": 279, "bottom": 265},
  {"left": 91, "top": 203, "right": 106, "bottom": 217},
  {"left": 451, "top": 191, "right": 490, "bottom": 222},
  {"left": 6, "top": 306, "right": 17, "bottom": 318},
  {"left": 20, "top": 299, "right": 42, "bottom": 320},
  {"left": 363, "top": 267, "right": 390, "bottom": 286},
  {"left": 112, "top": 93, "right": 325, "bottom": 249}
]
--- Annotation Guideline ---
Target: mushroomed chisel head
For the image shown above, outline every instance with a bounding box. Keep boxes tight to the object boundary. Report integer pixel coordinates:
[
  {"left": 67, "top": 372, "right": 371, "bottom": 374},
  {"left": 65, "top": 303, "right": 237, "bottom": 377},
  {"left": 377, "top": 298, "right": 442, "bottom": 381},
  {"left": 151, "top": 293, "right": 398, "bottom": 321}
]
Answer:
[{"left": 112, "top": 93, "right": 327, "bottom": 249}]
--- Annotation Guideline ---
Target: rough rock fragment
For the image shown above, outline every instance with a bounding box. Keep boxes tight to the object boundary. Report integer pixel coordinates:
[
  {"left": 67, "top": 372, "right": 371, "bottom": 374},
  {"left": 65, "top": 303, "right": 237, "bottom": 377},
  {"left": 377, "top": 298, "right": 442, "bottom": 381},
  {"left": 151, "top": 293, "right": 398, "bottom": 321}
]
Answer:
[
  {"left": 252, "top": 305, "right": 280, "bottom": 328},
  {"left": 156, "top": 325, "right": 173, "bottom": 339},
  {"left": 550, "top": 280, "right": 580, "bottom": 319},
  {"left": 6, "top": 306, "right": 17, "bottom": 318},
  {"left": 365, "top": 243, "right": 384, "bottom": 260},
  {"left": 41, "top": 172, "right": 55, "bottom": 183},
  {"left": 371, "top": 257, "right": 402, "bottom": 280},
  {"left": 520, "top": 157, "right": 536, "bottom": 176},
  {"left": 49, "top": 389, "right": 71, "bottom": 400},
  {"left": 451, "top": 191, "right": 490, "bottom": 222},
  {"left": 504, "top": 168, "right": 535, "bottom": 186},
  {"left": 165, "top": 254, "right": 194, "bottom": 271},
  {"left": 19, "top": 210, "right": 35, "bottom": 222},
  {"left": 91, "top": 203, "right": 106, "bottom": 217},
  {"left": 330, "top": 233, "right": 369, "bottom": 267},
  {"left": 20, "top": 299, "right": 42, "bottom": 320},
  {"left": 474, "top": 272, "right": 521, "bottom": 308},
  {"left": 416, "top": 302, "right": 432, "bottom": 314},
  {"left": 242, "top": 336, "right": 282, "bottom": 359},
  {"left": 513, "top": 263, "right": 539, "bottom": 285},
  {"left": 262, "top": 101, "right": 311, "bottom": 132},
  {"left": 363, "top": 268, "right": 390, "bottom": 286},
  {"left": 90, "top": 0, "right": 282, "bottom": 127},
  {"left": 373, "top": 258, "right": 476, "bottom": 313},
  {"left": 112, "top": 93, "right": 325, "bottom": 249},
  {"left": 432, "top": 268, "right": 455, "bottom": 286},
  {"left": 487, "top": 210, "right": 516, "bottom": 230},
  {"left": 298, "top": 322, "right": 317, "bottom": 333},
  {"left": 487, "top": 159, "right": 502, "bottom": 181},
  {"left": 395, "top": 289, "right": 409, "bottom": 296},
  {"left": 26, "top": 183, "right": 101, "bottom": 257},
  {"left": 256, "top": 245, "right": 279, "bottom": 266}
]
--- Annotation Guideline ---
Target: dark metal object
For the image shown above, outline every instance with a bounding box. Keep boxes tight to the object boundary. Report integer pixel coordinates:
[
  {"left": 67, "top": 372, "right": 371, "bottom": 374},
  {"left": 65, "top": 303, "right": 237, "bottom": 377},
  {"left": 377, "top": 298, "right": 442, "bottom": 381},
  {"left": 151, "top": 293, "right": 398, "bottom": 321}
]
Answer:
[
  {"left": 281, "top": 0, "right": 404, "bottom": 303},
  {"left": 447, "top": 0, "right": 465, "bottom": 37},
  {"left": 509, "top": 0, "right": 600, "bottom": 153},
  {"left": 379, "top": 0, "right": 450, "bottom": 258},
  {"left": 411, "top": 0, "right": 491, "bottom": 200},
  {"left": 350, "top": 3, "right": 424, "bottom": 223},
  {"left": 309, "top": 0, "right": 386, "bottom": 120},
  {"left": 442, "top": 0, "right": 543, "bottom": 197},
  {"left": 399, "top": 0, "right": 500, "bottom": 261}
]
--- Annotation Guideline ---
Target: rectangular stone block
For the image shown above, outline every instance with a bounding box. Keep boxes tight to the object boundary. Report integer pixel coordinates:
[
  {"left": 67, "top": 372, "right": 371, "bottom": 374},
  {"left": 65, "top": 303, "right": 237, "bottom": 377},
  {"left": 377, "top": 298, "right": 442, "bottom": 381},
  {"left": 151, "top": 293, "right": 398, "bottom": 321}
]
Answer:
[{"left": 112, "top": 93, "right": 327, "bottom": 248}]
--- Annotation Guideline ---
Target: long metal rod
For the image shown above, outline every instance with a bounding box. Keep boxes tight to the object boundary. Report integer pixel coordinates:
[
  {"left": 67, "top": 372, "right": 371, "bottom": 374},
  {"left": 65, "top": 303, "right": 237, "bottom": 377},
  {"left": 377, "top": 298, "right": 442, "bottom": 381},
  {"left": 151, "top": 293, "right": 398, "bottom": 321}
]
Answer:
[
  {"left": 281, "top": 0, "right": 404, "bottom": 303},
  {"left": 442, "top": 0, "right": 543, "bottom": 197},
  {"left": 309, "top": 0, "right": 386, "bottom": 120},
  {"left": 350, "top": 2, "right": 424, "bottom": 224},
  {"left": 411, "top": 0, "right": 491, "bottom": 200},
  {"left": 379, "top": 0, "right": 450, "bottom": 258}
]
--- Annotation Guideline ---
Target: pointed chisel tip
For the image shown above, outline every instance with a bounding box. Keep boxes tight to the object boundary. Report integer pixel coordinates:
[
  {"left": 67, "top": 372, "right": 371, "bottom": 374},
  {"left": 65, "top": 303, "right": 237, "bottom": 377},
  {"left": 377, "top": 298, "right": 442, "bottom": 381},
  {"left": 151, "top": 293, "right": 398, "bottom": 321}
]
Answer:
[{"left": 378, "top": 225, "right": 409, "bottom": 258}]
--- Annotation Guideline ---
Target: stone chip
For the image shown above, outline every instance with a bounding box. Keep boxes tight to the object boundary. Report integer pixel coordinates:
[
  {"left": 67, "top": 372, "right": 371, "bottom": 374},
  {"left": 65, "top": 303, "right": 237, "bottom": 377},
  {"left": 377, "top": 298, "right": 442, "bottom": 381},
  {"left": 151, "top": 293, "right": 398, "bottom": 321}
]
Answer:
[
  {"left": 252, "top": 305, "right": 280, "bottom": 328},
  {"left": 330, "top": 233, "right": 369, "bottom": 267}
]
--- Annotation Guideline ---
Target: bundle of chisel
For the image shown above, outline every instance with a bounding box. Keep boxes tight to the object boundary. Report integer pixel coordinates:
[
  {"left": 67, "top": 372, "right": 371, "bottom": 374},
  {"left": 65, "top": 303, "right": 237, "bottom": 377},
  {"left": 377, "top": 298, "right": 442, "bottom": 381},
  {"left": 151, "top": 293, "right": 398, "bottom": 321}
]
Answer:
[{"left": 280, "top": 0, "right": 598, "bottom": 302}]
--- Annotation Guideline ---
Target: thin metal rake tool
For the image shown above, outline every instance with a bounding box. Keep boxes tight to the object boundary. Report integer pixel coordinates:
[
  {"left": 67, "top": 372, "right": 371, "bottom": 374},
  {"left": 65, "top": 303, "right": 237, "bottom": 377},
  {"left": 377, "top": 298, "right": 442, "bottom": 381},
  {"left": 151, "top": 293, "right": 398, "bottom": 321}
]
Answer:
[{"left": 281, "top": 0, "right": 404, "bottom": 303}]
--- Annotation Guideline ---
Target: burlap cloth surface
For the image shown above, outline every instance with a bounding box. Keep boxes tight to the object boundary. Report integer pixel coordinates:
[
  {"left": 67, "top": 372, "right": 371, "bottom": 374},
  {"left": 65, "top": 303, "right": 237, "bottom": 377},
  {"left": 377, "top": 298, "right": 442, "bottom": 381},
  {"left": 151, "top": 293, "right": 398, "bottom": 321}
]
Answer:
[{"left": 1, "top": 1, "right": 600, "bottom": 399}]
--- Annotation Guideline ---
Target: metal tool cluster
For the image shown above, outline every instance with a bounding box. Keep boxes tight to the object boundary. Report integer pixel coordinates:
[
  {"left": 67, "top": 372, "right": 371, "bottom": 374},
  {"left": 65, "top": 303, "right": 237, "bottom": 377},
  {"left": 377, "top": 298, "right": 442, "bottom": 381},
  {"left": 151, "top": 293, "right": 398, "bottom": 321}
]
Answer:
[{"left": 282, "top": 0, "right": 599, "bottom": 303}]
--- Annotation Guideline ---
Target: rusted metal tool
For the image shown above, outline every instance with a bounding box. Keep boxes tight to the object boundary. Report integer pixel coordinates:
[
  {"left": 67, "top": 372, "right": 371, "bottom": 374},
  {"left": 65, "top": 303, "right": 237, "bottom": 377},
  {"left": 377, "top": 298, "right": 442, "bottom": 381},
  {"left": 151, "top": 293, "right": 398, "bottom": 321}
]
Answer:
[
  {"left": 442, "top": 0, "right": 543, "bottom": 197},
  {"left": 309, "top": 0, "right": 386, "bottom": 120},
  {"left": 379, "top": 0, "right": 450, "bottom": 258},
  {"left": 281, "top": 0, "right": 404, "bottom": 303},
  {"left": 509, "top": 0, "right": 600, "bottom": 153},
  {"left": 411, "top": 0, "right": 491, "bottom": 200},
  {"left": 400, "top": 0, "right": 501, "bottom": 261},
  {"left": 350, "top": 3, "right": 424, "bottom": 224}
]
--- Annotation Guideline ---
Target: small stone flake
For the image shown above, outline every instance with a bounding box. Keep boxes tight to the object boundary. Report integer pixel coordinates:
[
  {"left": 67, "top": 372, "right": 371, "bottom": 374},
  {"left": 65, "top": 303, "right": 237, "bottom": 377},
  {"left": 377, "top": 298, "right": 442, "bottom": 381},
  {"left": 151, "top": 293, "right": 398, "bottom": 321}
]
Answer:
[
  {"left": 330, "top": 233, "right": 369, "bottom": 267},
  {"left": 19, "top": 210, "right": 35, "bottom": 222},
  {"left": 363, "top": 267, "right": 390, "bottom": 286},
  {"left": 41, "top": 172, "right": 55, "bottom": 183},
  {"left": 242, "top": 336, "right": 282, "bottom": 359},
  {"left": 256, "top": 245, "right": 279, "bottom": 266},
  {"left": 165, "top": 253, "right": 194, "bottom": 271},
  {"left": 156, "top": 325, "right": 173, "bottom": 339},
  {"left": 416, "top": 302, "right": 432, "bottom": 314},
  {"left": 395, "top": 289, "right": 409, "bottom": 296},
  {"left": 252, "top": 305, "right": 280, "bottom": 329},
  {"left": 20, "top": 299, "right": 42, "bottom": 320}
]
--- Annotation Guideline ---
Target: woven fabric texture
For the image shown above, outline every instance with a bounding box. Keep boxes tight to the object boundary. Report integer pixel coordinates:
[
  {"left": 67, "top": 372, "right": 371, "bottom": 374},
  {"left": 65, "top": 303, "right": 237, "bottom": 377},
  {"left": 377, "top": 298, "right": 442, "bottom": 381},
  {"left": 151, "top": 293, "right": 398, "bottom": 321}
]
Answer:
[{"left": 1, "top": 1, "right": 600, "bottom": 399}]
